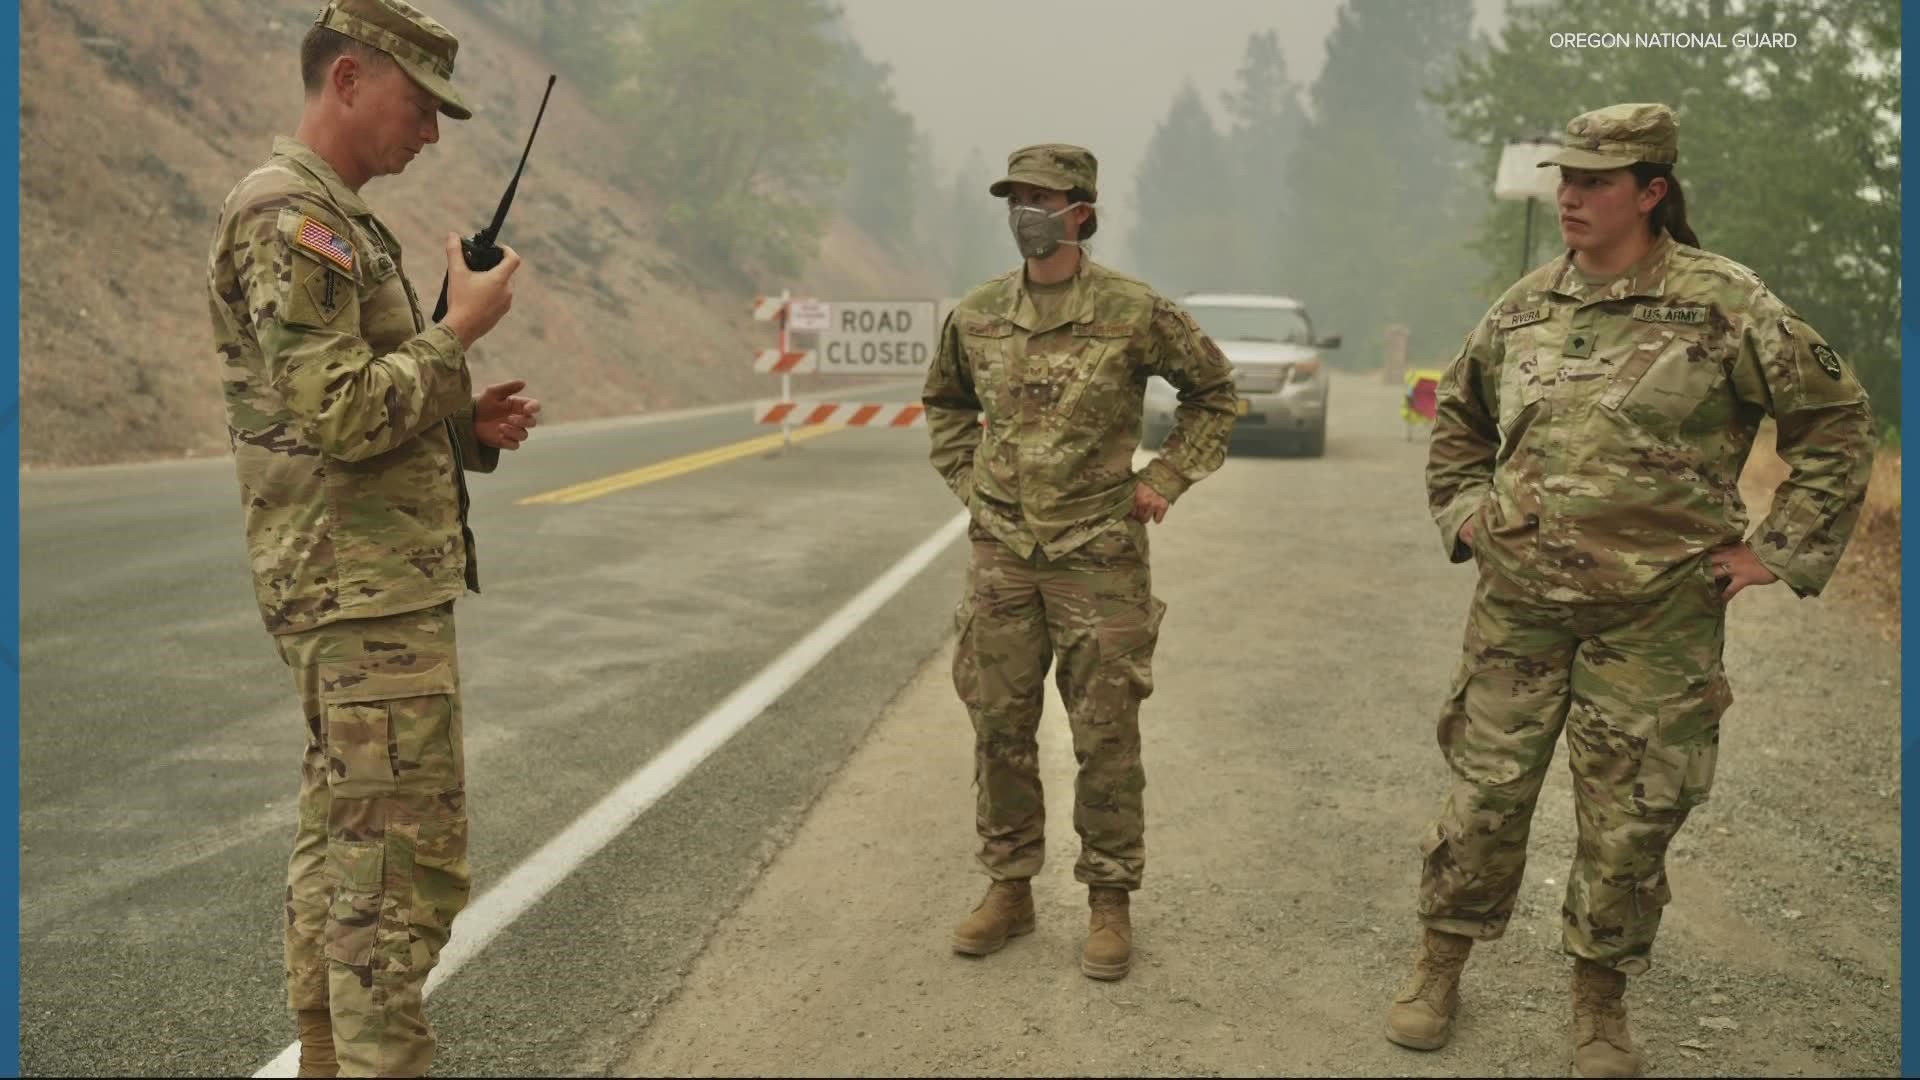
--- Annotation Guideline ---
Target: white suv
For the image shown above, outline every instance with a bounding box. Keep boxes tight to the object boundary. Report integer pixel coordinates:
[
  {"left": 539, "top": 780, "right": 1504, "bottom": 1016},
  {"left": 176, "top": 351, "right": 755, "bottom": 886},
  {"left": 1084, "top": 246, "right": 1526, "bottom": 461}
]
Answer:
[{"left": 1144, "top": 293, "right": 1339, "bottom": 457}]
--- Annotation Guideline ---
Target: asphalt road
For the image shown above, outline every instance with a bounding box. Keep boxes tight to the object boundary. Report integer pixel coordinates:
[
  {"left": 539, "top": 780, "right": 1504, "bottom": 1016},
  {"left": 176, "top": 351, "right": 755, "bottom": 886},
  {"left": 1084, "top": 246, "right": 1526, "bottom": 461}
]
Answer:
[{"left": 22, "top": 379, "right": 982, "bottom": 1077}]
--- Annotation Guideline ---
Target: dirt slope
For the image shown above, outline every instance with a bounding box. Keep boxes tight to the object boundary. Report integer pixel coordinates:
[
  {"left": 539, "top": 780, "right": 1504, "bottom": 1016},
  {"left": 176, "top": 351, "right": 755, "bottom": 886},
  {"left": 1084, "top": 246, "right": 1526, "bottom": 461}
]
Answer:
[{"left": 21, "top": 0, "right": 938, "bottom": 467}]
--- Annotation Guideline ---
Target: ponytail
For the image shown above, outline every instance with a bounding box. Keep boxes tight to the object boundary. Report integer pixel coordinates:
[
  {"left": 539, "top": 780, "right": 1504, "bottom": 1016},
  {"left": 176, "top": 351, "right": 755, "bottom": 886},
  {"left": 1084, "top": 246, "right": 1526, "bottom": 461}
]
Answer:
[{"left": 1630, "top": 162, "right": 1699, "bottom": 247}]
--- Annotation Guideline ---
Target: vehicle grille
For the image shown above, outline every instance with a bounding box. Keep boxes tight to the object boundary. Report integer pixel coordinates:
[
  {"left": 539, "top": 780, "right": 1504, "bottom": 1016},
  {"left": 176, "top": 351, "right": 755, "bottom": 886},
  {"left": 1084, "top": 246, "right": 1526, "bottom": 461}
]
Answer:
[{"left": 1231, "top": 366, "right": 1288, "bottom": 393}]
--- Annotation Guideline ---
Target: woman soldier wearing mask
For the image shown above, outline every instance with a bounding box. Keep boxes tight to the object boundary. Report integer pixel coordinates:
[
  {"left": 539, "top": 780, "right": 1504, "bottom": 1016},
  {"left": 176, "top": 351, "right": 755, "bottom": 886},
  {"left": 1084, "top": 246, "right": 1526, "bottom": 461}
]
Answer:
[
  {"left": 920, "top": 143, "right": 1238, "bottom": 982},
  {"left": 1385, "top": 103, "right": 1875, "bottom": 1077}
]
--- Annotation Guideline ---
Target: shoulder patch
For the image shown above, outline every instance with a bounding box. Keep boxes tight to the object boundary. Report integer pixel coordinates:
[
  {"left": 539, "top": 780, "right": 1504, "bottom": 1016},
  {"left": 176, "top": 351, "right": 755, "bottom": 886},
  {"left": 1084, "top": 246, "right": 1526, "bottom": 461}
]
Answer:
[
  {"left": 1630, "top": 303, "right": 1708, "bottom": 325},
  {"left": 1811, "top": 342, "right": 1844, "bottom": 380},
  {"left": 293, "top": 215, "right": 355, "bottom": 273},
  {"left": 1495, "top": 307, "right": 1549, "bottom": 331}
]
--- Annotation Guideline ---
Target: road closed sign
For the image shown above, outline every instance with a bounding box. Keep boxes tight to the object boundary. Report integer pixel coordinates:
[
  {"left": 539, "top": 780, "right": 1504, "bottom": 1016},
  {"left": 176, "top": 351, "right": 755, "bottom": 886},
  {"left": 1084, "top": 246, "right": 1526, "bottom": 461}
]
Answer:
[{"left": 815, "top": 300, "right": 937, "bottom": 373}]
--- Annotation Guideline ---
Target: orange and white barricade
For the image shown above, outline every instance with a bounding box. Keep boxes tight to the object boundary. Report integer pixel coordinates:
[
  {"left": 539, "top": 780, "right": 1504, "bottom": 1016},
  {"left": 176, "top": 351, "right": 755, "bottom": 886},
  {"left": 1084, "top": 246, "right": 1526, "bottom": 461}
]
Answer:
[{"left": 753, "top": 401, "right": 926, "bottom": 428}]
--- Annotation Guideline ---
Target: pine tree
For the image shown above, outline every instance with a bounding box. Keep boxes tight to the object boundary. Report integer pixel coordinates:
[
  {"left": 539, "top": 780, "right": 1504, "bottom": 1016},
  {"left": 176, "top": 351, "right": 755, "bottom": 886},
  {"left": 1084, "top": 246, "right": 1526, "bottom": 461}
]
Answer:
[{"left": 1132, "top": 81, "right": 1236, "bottom": 297}]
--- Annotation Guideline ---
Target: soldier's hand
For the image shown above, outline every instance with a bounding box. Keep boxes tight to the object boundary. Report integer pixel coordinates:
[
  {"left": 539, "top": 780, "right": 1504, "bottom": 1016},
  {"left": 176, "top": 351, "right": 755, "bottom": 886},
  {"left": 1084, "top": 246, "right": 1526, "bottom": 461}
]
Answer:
[
  {"left": 443, "top": 234, "right": 523, "bottom": 348},
  {"left": 474, "top": 378, "right": 541, "bottom": 451},
  {"left": 1709, "top": 542, "right": 1777, "bottom": 602},
  {"left": 1459, "top": 519, "right": 1476, "bottom": 548},
  {"left": 1132, "top": 482, "right": 1169, "bottom": 524}
]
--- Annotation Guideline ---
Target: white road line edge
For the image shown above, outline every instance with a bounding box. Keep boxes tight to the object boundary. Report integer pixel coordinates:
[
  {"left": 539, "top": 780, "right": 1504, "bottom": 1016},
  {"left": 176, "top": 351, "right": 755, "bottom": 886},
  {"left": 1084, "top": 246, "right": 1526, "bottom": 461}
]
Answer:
[{"left": 253, "top": 509, "right": 971, "bottom": 1077}]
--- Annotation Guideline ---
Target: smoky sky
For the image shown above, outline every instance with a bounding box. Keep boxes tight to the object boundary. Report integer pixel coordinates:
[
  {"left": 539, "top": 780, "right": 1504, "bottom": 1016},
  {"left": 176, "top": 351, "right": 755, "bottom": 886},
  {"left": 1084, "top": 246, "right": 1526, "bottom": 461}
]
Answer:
[{"left": 837, "top": 0, "right": 1509, "bottom": 265}]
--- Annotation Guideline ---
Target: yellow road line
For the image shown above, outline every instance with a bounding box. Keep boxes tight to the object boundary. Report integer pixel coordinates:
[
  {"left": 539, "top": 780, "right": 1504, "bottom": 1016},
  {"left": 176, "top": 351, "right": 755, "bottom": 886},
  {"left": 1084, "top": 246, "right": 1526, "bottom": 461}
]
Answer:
[{"left": 517, "top": 425, "right": 845, "bottom": 506}]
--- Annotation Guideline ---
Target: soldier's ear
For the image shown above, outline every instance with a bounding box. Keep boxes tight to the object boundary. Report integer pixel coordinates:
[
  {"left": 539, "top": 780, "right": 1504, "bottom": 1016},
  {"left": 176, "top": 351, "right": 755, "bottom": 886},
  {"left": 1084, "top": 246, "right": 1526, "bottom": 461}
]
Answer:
[
  {"left": 1637, "top": 175, "right": 1669, "bottom": 215},
  {"left": 330, "top": 52, "right": 363, "bottom": 105}
]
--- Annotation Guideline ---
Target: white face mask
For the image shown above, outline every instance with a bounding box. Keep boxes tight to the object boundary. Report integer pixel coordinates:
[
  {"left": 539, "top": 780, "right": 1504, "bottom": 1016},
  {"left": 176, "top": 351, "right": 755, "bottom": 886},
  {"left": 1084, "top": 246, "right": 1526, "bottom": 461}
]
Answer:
[{"left": 1008, "top": 201, "right": 1088, "bottom": 259}]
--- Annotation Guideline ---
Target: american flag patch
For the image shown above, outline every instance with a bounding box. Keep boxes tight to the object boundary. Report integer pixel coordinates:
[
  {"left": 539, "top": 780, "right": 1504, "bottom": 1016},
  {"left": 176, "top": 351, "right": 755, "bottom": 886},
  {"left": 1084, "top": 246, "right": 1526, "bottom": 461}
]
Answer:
[{"left": 294, "top": 216, "right": 355, "bottom": 273}]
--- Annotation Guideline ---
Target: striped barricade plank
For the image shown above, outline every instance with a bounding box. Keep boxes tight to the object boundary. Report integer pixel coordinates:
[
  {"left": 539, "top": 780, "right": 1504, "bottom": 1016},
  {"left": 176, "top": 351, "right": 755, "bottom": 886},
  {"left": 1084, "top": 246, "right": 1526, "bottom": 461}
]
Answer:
[
  {"left": 754, "top": 401, "right": 927, "bottom": 427},
  {"left": 753, "top": 349, "right": 817, "bottom": 373}
]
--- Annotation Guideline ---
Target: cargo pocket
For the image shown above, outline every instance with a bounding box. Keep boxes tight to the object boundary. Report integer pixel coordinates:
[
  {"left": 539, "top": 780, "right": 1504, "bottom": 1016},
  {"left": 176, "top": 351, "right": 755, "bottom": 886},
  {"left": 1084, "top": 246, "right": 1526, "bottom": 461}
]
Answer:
[
  {"left": 319, "top": 656, "right": 459, "bottom": 799},
  {"left": 409, "top": 814, "right": 472, "bottom": 947},
  {"left": 1096, "top": 597, "right": 1167, "bottom": 700},
  {"left": 1415, "top": 823, "right": 1454, "bottom": 916},
  {"left": 1061, "top": 323, "right": 1135, "bottom": 423},
  {"left": 322, "top": 837, "right": 384, "bottom": 974},
  {"left": 1602, "top": 332, "right": 1724, "bottom": 439},
  {"left": 951, "top": 597, "right": 983, "bottom": 709},
  {"left": 1598, "top": 340, "right": 1662, "bottom": 411},
  {"left": 1495, "top": 343, "right": 1551, "bottom": 447},
  {"left": 1628, "top": 672, "right": 1731, "bottom": 814},
  {"left": 1436, "top": 600, "right": 1487, "bottom": 736},
  {"left": 962, "top": 319, "right": 1016, "bottom": 415},
  {"left": 1435, "top": 660, "right": 1477, "bottom": 756}
]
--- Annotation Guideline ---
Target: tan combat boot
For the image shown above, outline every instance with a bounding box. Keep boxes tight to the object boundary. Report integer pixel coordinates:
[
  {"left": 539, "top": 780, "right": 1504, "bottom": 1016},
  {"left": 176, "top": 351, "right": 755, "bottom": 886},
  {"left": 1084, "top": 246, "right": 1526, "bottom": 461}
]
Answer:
[
  {"left": 295, "top": 1008, "right": 338, "bottom": 1078},
  {"left": 1384, "top": 928, "right": 1474, "bottom": 1050},
  {"left": 1081, "top": 886, "right": 1132, "bottom": 980},
  {"left": 951, "top": 878, "right": 1035, "bottom": 955},
  {"left": 1570, "top": 958, "right": 1645, "bottom": 1077}
]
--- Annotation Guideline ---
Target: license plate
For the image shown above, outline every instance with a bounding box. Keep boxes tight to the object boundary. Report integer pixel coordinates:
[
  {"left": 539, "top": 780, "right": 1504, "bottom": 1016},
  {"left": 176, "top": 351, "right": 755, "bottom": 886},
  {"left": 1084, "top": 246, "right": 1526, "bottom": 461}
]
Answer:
[{"left": 1236, "top": 398, "right": 1251, "bottom": 416}]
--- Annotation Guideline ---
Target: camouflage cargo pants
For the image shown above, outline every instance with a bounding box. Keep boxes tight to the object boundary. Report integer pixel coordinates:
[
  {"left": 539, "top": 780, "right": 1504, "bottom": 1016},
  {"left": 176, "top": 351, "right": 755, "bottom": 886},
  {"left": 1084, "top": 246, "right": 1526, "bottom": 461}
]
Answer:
[
  {"left": 275, "top": 602, "right": 471, "bottom": 1078},
  {"left": 952, "top": 517, "right": 1167, "bottom": 890},
  {"left": 1418, "top": 557, "right": 1731, "bottom": 974}
]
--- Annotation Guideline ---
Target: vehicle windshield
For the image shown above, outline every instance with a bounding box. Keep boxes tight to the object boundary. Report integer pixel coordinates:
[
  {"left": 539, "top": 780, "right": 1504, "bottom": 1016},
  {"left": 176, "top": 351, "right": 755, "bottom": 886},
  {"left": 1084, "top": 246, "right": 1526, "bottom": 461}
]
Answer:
[{"left": 1184, "top": 305, "right": 1314, "bottom": 345}]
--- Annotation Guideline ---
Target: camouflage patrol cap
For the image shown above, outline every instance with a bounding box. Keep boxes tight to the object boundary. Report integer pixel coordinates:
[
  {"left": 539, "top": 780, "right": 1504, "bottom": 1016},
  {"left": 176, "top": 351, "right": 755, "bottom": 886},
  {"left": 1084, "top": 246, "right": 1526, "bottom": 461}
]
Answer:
[
  {"left": 1538, "top": 103, "right": 1677, "bottom": 170},
  {"left": 989, "top": 144, "right": 1099, "bottom": 200},
  {"left": 314, "top": 0, "right": 471, "bottom": 120}
]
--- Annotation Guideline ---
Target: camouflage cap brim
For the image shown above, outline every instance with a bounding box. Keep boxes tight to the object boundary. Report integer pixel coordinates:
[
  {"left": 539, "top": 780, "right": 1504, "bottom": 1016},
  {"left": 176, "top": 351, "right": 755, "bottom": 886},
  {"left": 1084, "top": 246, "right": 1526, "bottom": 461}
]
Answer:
[
  {"left": 397, "top": 58, "right": 471, "bottom": 121},
  {"left": 1537, "top": 147, "right": 1640, "bottom": 171},
  {"left": 988, "top": 168, "right": 1078, "bottom": 198}
]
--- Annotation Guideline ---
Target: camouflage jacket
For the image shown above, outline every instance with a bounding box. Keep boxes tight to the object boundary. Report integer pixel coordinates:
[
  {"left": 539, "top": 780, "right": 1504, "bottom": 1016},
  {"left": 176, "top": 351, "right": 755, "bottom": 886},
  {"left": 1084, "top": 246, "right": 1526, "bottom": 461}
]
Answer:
[
  {"left": 207, "top": 136, "right": 497, "bottom": 636},
  {"left": 922, "top": 259, "right": 1239, "bottom": 559},
  {"left": 1429, "top": 233, "right": 1875, "bottom": 603}
]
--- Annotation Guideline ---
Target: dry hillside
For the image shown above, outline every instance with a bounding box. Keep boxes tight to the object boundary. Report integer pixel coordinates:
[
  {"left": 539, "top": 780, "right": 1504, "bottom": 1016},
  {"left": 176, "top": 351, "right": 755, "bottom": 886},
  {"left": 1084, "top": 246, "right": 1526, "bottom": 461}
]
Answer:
[{"left": 21, "top": 0, "right": 941, "bottom": 468}]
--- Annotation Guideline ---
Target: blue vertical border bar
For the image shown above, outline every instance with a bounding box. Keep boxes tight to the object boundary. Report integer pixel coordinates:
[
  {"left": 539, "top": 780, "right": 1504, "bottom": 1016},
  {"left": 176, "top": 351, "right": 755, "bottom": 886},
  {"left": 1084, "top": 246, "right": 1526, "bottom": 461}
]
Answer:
[
  {"left": 1906, "top": 2, "right": 1917, "bottom": 1077},
  {"left": 1, "top": 1, "right": 20, "bottom": 1075}
]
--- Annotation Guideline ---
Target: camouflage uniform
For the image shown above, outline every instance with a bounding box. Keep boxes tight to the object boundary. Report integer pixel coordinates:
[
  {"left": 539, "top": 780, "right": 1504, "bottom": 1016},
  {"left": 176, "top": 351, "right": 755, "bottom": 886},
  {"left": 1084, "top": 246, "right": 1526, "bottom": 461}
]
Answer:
[
  {"left": 1419, "top": 105, "right": 1876, "bottom": 975},
  {"left": 206, "top": 1, "right": 488, "bottom": 1073},
  {"left": 923, "top": 145, "right": 1238, "bottom": 890}
]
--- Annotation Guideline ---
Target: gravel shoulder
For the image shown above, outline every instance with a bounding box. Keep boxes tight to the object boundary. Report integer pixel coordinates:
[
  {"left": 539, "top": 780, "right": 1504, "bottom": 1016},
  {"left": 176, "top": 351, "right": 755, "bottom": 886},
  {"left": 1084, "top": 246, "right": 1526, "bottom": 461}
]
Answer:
[{"left": 621, "top": 374, "right": 1901, "bottom": 1078}]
